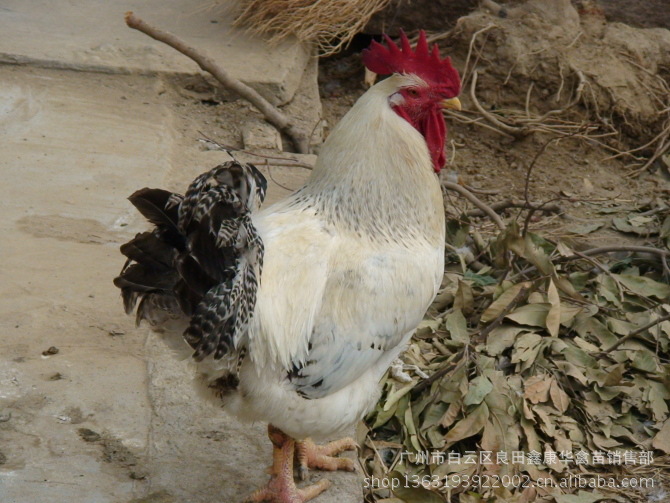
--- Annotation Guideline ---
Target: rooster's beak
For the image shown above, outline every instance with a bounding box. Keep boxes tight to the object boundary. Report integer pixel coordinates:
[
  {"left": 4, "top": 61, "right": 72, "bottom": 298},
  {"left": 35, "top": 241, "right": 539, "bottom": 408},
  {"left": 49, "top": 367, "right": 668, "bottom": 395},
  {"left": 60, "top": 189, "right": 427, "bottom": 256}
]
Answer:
[{"left": 441, "top": 97, "right": 462, "bottom": 111}]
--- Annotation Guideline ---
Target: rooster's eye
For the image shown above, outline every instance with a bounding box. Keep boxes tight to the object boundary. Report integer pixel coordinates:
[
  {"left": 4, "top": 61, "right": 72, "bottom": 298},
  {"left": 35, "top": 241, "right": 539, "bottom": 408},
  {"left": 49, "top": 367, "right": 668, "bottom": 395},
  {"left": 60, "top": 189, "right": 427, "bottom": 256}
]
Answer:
[{"left": 406, "top": 88, "right": 419, "bottom": 97}]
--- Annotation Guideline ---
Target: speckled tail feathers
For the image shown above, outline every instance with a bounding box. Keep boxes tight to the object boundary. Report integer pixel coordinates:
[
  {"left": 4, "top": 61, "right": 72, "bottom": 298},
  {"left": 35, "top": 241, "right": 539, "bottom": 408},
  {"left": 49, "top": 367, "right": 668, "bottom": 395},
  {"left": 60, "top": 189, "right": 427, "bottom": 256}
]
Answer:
[{"left": 113, "top": 161, "right": 267, "bottom": 365}]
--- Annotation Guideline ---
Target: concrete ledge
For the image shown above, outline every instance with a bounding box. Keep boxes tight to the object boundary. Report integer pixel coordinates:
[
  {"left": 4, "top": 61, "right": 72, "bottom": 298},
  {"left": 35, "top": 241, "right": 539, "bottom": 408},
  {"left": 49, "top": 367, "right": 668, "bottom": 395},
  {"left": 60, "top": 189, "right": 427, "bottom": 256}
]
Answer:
[{"left": 0, "top": 0, "right": 312, "bottom": 105}]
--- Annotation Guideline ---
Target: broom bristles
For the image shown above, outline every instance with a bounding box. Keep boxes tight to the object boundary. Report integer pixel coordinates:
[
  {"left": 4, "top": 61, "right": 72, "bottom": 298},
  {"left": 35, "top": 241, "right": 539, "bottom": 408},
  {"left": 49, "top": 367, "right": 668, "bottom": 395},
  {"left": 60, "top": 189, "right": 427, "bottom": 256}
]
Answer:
[{"left": 234, "top": 0, "right": 392, "bottom": 56}]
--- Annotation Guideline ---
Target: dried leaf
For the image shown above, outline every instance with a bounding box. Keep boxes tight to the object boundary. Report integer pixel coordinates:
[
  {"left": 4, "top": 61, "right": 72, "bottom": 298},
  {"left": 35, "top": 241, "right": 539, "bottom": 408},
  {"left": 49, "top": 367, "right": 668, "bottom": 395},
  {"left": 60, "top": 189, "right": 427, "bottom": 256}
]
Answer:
[
  {"left": 555, "top": 491, "right": 608, "bottom": 503},
  {"left": 647, "top": 381, "right": 670, "bottom": 421},
  {"left": 481, "top": 282, "right": 530, "bottom": 324},
  {"left": 612, "top": 215, "right": 658, "bottom": 235},
  {"left": 482, "top": 392, "right": 520, "bottom": 460},
  {"left": 562, "top": 342, "right": 597, "bottom": 368},
  {"left": 440, "top": 400, "right": 461, "bottom": 429},
  {"left": 534, "top": 405, "right": 557, "bottom": 437},
  {"left": 365, "top": 207, "right": 670, "bottom": 499},
  {"left": 485, "top": 325, "right": 525, "bottom": 355},
  {"left": 613, "top": 273, "right": 670, "bottom": 300},
  {"left": 566, "top": 221, "right": 605, "bottom": 234},
  {"left": 511, "top": 332, "right": 543, "bottom": 364},
  {"left": 444, "top": 402, "right": 489, "bottom": 444},
  {"left": 445, "top": 310, "right": 469, "bottom": 345},
  {"left": 549, "top": 380, "right": 570, "bottom": 413},
  {"left": 393, "top": 486, "right": 444, "bottom": 503},
  {"left": 414, "top": 318, "right": 441, "bottom": 338},
  {"left": 383, "top": 382, "right": 416, "bottom": 412},
  {"left": 602, "top": 363, "right": 625, "bottom": 386},
  {"left": 464, "top": 270, "right": 497, "bottom": 286},
  {"left": 524, "top": 375, "right": 552, "bottom": 404},
  {"left": 661, "top": 214, "right": 670, "bottom": 247},
  {"left": 631, "top": 349, "right": 659, "bottom": 373},
  {"left": 459, "top": 493, "right": 483, "bottom": 503},
  {"left": 555, "top": 361, "right": 588, "bottom": 385},
  {"left": 421, "top": 401, "right": 449, "bottom": 431},
  {"left": 520, "top": 417, "right": 542, "bottom": 452},
  {"left": 371, "top": 400, "right": 399, "bottom": 429},
  {"left": 573, "top": 336, "right": 599, "bottom": 353},
  {"left": 546, "top": 279, "right": 561, "bottom": 337},
  {"left": 506, "top": 303, "right": 550, "bottom": 328},
  {"left": 464, "top": 375, "right": 493, "bottom": 406},
  {"left": 454, "top": 280, "right": 475, "bottom": 315},
  {"left": 652, "top": 418, "right": 670, "bottom": 453}
]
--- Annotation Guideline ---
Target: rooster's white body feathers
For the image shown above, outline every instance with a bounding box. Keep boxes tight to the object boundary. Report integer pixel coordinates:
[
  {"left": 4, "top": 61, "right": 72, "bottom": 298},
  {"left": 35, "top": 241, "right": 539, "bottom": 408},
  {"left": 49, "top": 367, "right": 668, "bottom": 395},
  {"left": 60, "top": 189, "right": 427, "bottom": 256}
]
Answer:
[
  {"left": 193, "top": 76, "right": 445, "bottom": 439},
  {"left": 117, "top": 75, "right": 446, "bottom": 441}
]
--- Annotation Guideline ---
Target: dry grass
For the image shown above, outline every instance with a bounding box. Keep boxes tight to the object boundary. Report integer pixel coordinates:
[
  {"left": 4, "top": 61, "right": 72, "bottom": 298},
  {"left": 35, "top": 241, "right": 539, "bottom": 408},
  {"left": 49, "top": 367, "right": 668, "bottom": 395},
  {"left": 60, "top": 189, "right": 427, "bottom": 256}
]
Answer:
[{"left": 233, "top": 0, "right": 391, "bottom": 55}]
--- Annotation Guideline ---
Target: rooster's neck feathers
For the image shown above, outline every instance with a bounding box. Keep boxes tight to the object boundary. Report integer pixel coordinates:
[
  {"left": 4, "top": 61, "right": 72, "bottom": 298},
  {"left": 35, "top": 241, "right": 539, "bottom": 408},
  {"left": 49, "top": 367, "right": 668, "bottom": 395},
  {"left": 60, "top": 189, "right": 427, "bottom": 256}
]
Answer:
[{"left": 300, "top": 75, "right": 444, "bottom": 242}]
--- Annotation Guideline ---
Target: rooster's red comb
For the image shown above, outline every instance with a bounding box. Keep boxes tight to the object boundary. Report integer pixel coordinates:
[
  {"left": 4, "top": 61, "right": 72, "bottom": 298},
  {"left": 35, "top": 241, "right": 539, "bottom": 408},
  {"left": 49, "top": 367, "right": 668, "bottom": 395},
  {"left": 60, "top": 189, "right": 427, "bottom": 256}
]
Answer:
[{"left": 362, "top": 30, "right": 461, "bottom": 96}]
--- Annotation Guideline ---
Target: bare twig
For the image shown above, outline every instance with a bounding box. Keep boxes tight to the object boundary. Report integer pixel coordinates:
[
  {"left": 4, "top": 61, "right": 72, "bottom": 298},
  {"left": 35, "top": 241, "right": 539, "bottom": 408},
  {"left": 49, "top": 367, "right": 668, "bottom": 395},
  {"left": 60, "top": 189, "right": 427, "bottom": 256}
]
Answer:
[
  {"left": 444, "top": 110, "right": 517, "bottom": 139},
  {"left": 443, "top": 182, "right": 506, "bottom": 230},
  {"left": 525, "top": 82, "right": 534, "bottom": 119},
  {"left": 463, "top": 185, "right": 500, "bottom": 196},
  {"left": 627, "top": 135, "right": 670, "bottom": 177},
  {"left": 472, "top": 286, "right": 530, "bottom": 344},
  {"left": 410, "top": 348, "right": 467, "bottom": 397},
  {"left": 602, "top": 123, "right": 670, "bottom": 162},
  {"left": 461, "top": 24, "right": 497, "bottom": 89},
  {"left": 198, "top": 133, "right": 315, "bottom": 169},
  {"left": 467, "top": 199, "right": 561, "bottom": 218},
  {"left": 559, "top": 245, "right": 670, "bottom": 261},
  {"left": 511, "top": 244, "right": 670, "bottom": 281},
  {"left": 264, "top": 163, "right": 294, "bottom": 191},
  {"left": 470, "top": 71, "right": 528, "bottom": 138},
  {"left": 601, "top": 313, "right": 670, "bottom": 353},
  {"left": 521, "top": 136, "right": 564, "bottom": 235},
  {"left": 662, "top": 252, "right": 670, "bottom": 279},
  {"left": 125, "top": 12, "right": 310, "bottom": 153}
]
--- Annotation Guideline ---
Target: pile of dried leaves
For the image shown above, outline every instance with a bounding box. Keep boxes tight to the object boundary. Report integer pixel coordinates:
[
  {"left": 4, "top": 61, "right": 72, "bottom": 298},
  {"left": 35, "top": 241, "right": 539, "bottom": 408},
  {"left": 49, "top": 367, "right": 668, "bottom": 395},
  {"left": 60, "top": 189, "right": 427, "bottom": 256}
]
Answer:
[{"left": 361, "top": 213, "right": 670, "bottom": 503}]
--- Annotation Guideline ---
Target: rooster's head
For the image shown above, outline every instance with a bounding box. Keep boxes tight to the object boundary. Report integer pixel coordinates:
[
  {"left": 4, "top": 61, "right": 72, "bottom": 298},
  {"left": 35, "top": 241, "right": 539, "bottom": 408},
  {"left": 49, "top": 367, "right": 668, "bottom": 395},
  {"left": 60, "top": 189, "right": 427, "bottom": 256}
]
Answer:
[{"left": 362, "top": 31, "right": 461, "bottom": 172}]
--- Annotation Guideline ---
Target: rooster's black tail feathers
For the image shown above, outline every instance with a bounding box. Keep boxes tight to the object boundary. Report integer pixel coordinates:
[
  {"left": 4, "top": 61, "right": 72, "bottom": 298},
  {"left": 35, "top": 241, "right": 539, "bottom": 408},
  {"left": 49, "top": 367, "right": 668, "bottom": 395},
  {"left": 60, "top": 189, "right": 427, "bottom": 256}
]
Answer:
[{"left": 113, "top": 161, "right": 267, "bottom": 362}]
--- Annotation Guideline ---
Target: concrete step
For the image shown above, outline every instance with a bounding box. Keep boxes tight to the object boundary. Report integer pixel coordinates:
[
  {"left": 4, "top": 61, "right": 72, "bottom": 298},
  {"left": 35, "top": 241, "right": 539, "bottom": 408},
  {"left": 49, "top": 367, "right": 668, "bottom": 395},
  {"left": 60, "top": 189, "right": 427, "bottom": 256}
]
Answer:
[{"left": 0, "top": 0, "right": 311, "bottom": 105}]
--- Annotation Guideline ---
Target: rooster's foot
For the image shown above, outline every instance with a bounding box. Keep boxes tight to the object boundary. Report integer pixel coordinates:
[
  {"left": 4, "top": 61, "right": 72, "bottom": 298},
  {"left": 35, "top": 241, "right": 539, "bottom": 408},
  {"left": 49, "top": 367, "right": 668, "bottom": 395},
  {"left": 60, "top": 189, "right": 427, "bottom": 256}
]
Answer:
[
  {"left": 246, "top": 425, "right": 332, "bottom": 503},
  {"left": 245, "top": 477, "right": 331, "bottom": 503},
  {"left": 295, "top": 437, "right": 357, "bottom": 481}
]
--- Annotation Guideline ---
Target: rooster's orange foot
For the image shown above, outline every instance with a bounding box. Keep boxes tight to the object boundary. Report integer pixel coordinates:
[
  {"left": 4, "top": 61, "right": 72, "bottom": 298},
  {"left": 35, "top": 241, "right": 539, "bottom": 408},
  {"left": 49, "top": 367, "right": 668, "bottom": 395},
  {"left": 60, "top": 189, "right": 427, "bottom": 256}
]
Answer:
[
  {"left": 246, "top": 425, "right": 332, "bottom": 503},
  {"left": 295, "top": 437, "right": 357, "bottom": 481},
  {"left": 245, "top": 477, "right": 331, "bottom": 503}
]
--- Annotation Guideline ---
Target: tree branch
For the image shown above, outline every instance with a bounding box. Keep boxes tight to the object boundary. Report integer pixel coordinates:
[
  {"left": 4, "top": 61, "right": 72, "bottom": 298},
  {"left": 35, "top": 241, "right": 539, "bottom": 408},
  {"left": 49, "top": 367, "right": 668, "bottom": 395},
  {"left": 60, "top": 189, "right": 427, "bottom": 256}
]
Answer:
[
  {"left": 472, "top": 286, "right": 530, "bottom": 344},
  {"left": 125, "top": 12, "right": 310, "bottom": 153},
  {"left": 466, "top": 199, "right": 562, "bottom": 218},
  {"left": 443, "top": 181, "right": 506, "bottom": 230},
  {"left": 559, "top": 245, "right": 670, "bottom": 262},
  {"left": 601, "top": 312, "right": 670, "bottom": 353}
]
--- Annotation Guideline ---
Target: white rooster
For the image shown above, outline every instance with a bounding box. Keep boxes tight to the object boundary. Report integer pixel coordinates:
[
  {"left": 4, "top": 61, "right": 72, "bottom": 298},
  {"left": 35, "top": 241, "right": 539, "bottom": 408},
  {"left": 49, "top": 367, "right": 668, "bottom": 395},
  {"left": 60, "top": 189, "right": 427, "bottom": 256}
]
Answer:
[{"left": 114, "top": 31, "right": 461, "bottom": 503}]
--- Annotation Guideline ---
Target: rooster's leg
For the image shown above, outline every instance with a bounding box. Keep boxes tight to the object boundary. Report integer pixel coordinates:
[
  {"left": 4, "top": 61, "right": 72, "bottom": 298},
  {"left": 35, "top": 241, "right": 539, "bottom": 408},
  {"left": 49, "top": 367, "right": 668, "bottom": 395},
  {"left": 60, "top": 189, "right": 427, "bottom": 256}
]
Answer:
[
  {"left": 295, "top": 437, "right": 357, "bottom": 481},
  {"left": 246, "top": 425, "right": 331, "bottom": 503}
]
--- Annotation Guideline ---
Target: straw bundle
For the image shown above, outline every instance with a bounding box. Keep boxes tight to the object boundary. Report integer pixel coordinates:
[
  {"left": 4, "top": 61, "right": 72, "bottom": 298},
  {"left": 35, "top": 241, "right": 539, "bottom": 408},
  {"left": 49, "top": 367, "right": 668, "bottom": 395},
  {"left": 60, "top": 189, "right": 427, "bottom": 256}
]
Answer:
[{"left": 234, "top": 0, "right": 392, "bottom": 55}]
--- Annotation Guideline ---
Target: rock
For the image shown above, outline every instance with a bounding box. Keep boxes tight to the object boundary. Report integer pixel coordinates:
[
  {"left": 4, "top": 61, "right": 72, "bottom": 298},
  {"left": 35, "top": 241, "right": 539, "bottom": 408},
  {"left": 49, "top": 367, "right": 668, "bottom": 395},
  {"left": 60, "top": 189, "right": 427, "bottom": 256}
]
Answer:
[
  {"left": 42, "top": 346, "right": 59, "bottom": 356},
  {"left": 77, "top": 428, "right": 102, "bottom": 443},
  {"left": 242, "top": 119, "right": 283, "bottom": 150}
]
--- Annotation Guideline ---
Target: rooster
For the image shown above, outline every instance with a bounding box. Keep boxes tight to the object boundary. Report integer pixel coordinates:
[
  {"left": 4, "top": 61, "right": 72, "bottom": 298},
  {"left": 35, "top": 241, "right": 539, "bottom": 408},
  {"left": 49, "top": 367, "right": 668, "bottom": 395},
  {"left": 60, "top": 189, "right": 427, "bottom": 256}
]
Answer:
[{"left": 114, "top": 31, "right": 461, "bottom": 503}]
